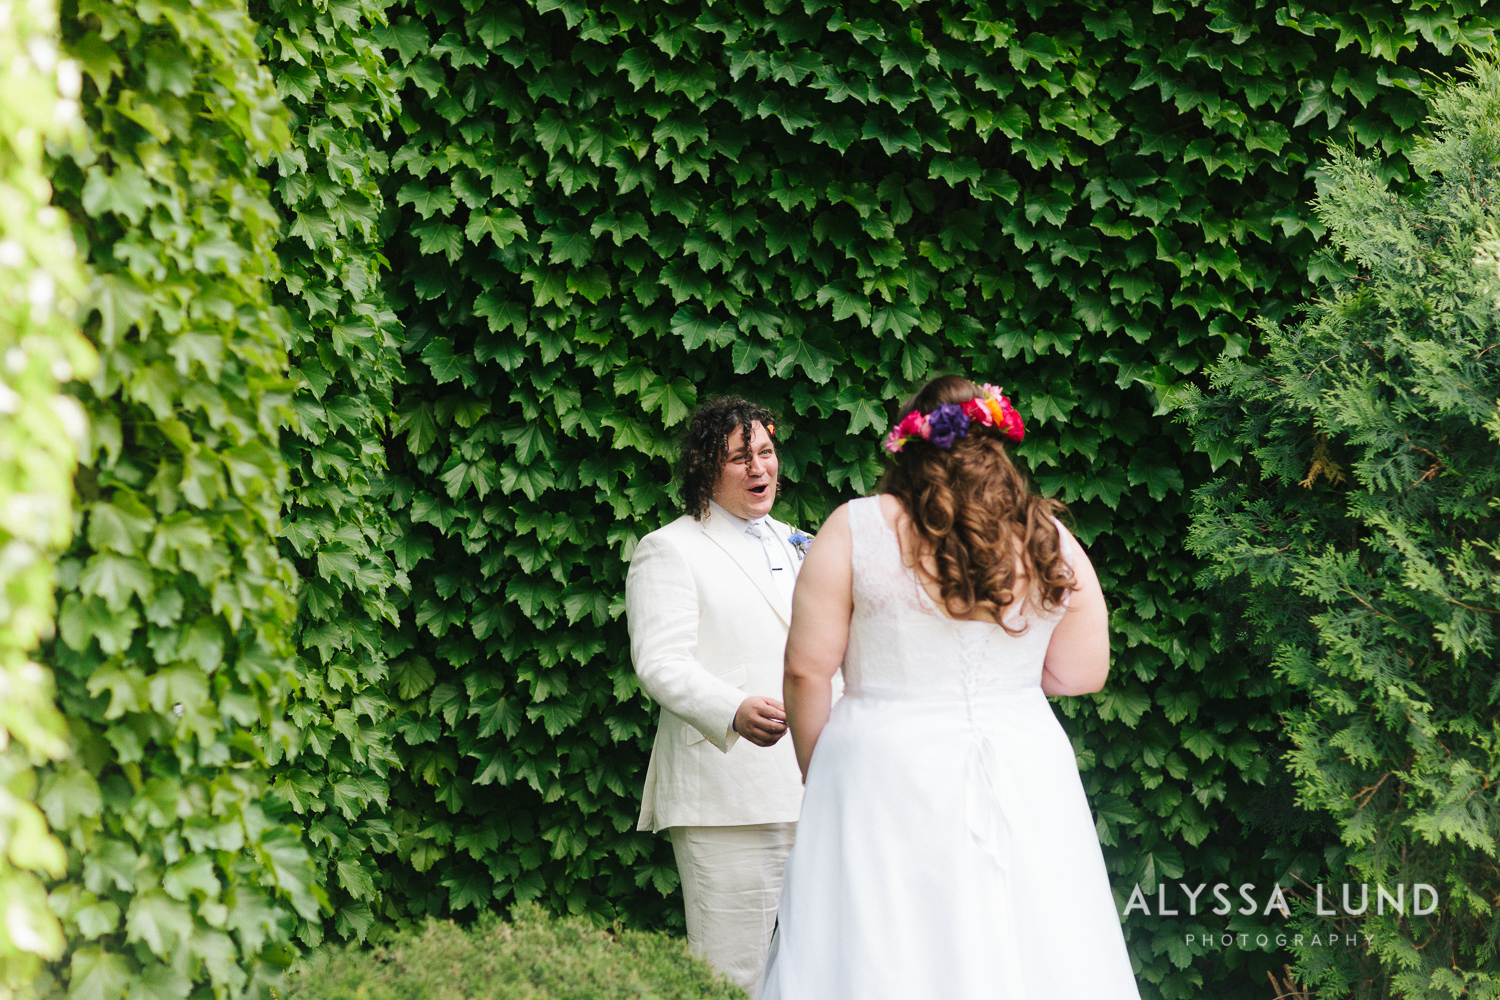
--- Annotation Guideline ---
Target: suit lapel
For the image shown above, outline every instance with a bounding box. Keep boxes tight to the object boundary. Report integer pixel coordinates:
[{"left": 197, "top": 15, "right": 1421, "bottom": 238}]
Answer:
[{"left": 701, "top": 510, "right": 792, "bottom": 627}]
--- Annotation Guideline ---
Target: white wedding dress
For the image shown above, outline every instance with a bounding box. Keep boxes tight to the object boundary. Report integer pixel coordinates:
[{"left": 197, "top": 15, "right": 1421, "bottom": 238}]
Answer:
[{"left": 757, "top": 496, "right": 1141, "bottom": 1000}]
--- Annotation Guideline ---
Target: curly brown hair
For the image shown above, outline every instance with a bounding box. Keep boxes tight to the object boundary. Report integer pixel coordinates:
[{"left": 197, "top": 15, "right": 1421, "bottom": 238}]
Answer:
[
  {"left": 676, "top": 396, "right": 778, "bottom": 520},
  {"left": 879, "top": 374, "right": 1074, "bottom": 633}
]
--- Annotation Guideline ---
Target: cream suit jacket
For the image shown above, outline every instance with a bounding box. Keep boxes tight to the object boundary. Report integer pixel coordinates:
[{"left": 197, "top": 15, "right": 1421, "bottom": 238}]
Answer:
[{"left": 626, "top": 508, "right": 812, "bottom": 832}]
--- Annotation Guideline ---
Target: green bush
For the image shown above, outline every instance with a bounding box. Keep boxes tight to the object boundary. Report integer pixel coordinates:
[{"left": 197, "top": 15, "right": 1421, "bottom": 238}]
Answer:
[
  {"left": 281, "top": 904, "right": 746, "bottom": 1000},
  {"left": 1184, "top": 56, "right": 1500, "bottom": 999}
]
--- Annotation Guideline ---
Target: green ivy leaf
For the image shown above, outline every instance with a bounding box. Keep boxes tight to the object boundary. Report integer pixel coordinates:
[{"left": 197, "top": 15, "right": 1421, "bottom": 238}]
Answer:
[
  {"left": 639, "top": 376, "right": 697, "bottom": 427},
  {"left": 68, "top": 947, "right": 132, "bottom": 1000},
  {"left": 125, "top": 892, "right": 195, "bottom": 957}
]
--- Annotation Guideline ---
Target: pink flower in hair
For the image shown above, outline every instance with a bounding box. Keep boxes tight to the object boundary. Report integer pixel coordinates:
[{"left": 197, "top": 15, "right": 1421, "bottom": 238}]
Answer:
[
  {"left": 883, "top": 409, "right": 930, "bottom": 453},
  {"left": 962, "top": 397, "right": 995, "bottom": 427},
  {"left": 883, "top": 382, "right": 1025, "bottom": 452},
  {"left": 997, "top": 398, "right": 1025, "bottom": 442}
]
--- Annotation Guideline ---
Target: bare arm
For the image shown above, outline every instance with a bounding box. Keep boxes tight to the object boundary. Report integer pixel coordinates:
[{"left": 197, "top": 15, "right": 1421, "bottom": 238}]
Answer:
[
  {"left": 784, "top": 503, "right": 854, "bottom": 780},
  {"left": 1040, "top": 522, "right": 1111, "bottom": 696}
]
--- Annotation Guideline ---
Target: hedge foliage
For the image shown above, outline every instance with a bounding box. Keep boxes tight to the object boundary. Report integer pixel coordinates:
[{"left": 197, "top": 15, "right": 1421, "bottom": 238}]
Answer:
[
  {"left": 35, "top": 0, "right": 322, "bottom": 996},
  {"left": 282, "top": 903, "right": 746, "bottom": 1000},
  {"left": 0, "top": 0, "right": 98, "bottom": 989},
  {"left": 1185, "top": 58, "right": 1500, "bottom": 998}
]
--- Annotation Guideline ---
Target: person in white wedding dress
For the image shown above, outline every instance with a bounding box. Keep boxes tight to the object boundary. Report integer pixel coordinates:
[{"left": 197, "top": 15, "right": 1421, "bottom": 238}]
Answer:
[{"left": 757, "top": 375, "right": 1141, "bottom": 1000}]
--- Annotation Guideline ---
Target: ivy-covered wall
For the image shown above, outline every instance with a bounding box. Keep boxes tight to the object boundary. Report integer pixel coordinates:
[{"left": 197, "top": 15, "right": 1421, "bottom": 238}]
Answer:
[{"left": 254, "top": 0, "right": 407, "bottom": 948}]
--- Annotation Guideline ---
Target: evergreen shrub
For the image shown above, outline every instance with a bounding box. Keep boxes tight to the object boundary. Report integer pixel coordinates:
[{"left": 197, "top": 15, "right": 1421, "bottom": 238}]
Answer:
[
  {"left": 281, "top": 904, "right": 745, "bottom": 1000},
  {"left": 1184, "top": 56, "right": 1500, "bottom": 1000}
]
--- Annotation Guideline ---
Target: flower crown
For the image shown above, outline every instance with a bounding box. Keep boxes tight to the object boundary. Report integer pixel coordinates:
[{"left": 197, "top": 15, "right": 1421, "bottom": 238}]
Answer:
[{"left": 882, "top": 383, "right": 1024, "bottom": 454}]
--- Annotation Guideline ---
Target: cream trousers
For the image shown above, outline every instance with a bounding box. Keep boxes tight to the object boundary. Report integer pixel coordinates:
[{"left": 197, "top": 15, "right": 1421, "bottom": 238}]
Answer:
[{"left": 669, "top": 822, "right": 797, "bottom": 995}]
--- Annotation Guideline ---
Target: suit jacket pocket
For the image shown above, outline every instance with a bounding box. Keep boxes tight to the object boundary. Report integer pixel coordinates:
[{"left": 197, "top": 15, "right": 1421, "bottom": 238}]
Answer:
[{"left": 682, "top": 663, "right": 749, "bottom": 745}]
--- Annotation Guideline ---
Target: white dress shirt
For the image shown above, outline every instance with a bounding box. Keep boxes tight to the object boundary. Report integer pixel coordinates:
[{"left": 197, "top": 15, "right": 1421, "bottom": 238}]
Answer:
[{"left": 707, "top": 500, "right": 796, "bottom": 603}]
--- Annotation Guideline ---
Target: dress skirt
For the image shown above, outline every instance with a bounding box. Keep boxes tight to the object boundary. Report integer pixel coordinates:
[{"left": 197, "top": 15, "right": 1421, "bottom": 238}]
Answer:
[{"left": 757, "top": 685, "right": 1141, "bottom": 1000}]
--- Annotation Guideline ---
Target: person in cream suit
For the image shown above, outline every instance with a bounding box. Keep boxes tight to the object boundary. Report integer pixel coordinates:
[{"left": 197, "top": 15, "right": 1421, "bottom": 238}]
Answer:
[{"left": 626, "top": 396, "right": 815, "bottom": 993}]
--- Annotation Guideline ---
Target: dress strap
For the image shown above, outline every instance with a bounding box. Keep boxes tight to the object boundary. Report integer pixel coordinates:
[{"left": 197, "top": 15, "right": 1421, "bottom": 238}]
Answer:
[
  {"left": 845, "top": 495, "right": 876, "bottom": 572},
  {"left": 848, "top": 496, "right": 902, "bottom": 574},
  {"left": 847, "top": 495, "right": 915, "bottom": 613},
  {"left": 1048, "top": 515, "right": 1076, "bottom": 610}
]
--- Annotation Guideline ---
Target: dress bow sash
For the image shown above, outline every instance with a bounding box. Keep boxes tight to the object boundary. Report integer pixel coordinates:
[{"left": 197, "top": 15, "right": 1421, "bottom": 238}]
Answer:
[{"left": 965, "top": 731, "right": 1012, "bottom": 869}]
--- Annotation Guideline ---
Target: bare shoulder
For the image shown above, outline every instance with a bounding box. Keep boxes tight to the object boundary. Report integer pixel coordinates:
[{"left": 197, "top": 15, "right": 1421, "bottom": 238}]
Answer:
[
  {"left": 799, "top": 503, "right": 852, "bottom": 568},
  {"left": 820, "top": 501, "right": 854, "bottom": 534},
  {"left": 795, "top": 502, "right": 854, "bottom": 601},
  {"left": 1051, "top": 518, "right": 1103, "bottom": 597}
]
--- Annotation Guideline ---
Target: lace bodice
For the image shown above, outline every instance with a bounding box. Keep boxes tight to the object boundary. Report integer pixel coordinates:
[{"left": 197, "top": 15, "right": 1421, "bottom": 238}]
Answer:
[{"left": 842, "top": 496, "right": 1067, "bottom": 698}]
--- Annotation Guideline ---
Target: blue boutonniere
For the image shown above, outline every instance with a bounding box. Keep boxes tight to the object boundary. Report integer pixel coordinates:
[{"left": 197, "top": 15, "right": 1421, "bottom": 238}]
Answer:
[{"left": 788, "top": 529, "right": 812, "bottom": 558}]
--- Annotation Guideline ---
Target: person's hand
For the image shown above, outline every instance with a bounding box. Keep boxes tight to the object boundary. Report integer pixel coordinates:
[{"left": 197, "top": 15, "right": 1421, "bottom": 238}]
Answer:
[{"left": 733, "top": 696, "right": 787, "bottom": 746}]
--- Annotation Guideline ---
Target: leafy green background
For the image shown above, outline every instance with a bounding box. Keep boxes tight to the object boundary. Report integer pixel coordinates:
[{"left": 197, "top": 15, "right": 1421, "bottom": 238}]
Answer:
[
  {"left": 12, "top": 0, "right": 1500, "bottom": 998},
  {"left": 254, "top": 0, "right": 408, "bottom": 949}
]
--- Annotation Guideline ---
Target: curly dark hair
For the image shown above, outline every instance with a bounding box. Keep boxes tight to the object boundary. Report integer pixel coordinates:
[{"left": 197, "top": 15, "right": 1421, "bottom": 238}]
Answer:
[
  {"left": 880, "top": 374, "right": 1073, "bottom": 634},
  {"left": 677, "top": 396, "right": 779, "bottom": 520}
]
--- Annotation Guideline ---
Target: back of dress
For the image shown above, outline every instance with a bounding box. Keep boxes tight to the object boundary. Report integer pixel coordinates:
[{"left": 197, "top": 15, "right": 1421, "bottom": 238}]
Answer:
[
  {"left": 842, "top": 494, "right": 1063, "bottom": 699},
  {"left": 758, "top": 495, "right": 1142, "bottom": 1000}
]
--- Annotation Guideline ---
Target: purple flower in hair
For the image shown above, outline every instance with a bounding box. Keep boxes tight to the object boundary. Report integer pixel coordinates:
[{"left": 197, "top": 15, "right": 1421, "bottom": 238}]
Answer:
[{"left": 926, "top": 403, "right": 971, "bottom": 449}]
